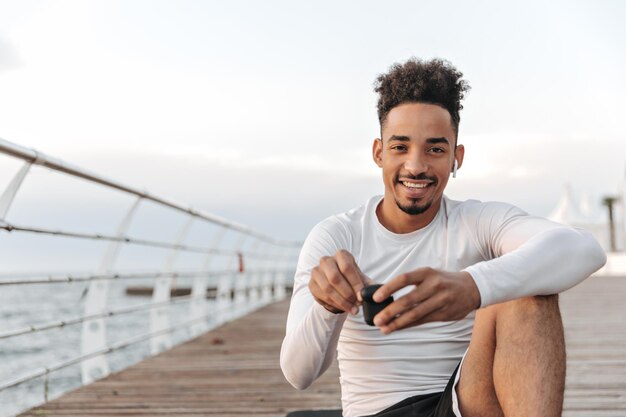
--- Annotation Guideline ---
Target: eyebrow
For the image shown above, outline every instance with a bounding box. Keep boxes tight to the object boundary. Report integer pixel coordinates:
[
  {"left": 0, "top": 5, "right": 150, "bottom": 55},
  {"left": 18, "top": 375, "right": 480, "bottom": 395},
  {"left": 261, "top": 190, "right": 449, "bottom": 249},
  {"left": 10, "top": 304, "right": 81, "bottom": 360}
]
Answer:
[
  {"left": 388, "top": 135, "right": 450, "bottom": 145},
  {"left": 388, "top": 135, "right": 410, "bottom": 142},
  {"left": 426, "top": 137, "right": 450, "bottom": 145}
]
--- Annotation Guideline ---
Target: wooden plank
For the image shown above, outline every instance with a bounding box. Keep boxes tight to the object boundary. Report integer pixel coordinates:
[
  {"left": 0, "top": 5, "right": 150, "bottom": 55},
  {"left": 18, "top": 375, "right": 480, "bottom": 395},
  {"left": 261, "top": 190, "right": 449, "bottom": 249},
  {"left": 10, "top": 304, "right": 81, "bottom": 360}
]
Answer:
[
  {"left": 19, "top": 275, "right": 626, "bottom": 416},
  {"left": 19, "top": 300, "right": 341, "bottom": 417},
  {"left": 561, "top": 276, "right": 626, "bottom": 417}
]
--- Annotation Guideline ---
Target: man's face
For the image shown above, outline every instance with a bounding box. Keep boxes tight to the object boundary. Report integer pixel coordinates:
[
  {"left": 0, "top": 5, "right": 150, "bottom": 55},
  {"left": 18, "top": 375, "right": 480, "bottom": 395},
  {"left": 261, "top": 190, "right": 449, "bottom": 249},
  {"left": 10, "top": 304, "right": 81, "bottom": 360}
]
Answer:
[{"left": 373, "top": 102, "right": 464, "bottom": 220}]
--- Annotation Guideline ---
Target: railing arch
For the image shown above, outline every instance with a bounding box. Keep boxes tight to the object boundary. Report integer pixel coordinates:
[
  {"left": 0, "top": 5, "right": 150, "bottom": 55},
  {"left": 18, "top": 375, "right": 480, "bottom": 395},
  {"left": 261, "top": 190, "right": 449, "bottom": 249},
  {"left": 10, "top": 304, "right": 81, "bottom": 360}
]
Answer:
[{"left": 0, "top": 137, "right": 301, "bottom": 416}]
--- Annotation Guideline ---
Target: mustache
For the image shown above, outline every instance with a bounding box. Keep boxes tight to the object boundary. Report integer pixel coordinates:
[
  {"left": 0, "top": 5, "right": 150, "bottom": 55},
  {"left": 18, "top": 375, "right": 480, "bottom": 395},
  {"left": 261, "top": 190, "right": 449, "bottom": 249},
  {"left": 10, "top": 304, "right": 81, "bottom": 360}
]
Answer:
[{"left": 396, "top": 173, "right": 438, "bottom": 182}]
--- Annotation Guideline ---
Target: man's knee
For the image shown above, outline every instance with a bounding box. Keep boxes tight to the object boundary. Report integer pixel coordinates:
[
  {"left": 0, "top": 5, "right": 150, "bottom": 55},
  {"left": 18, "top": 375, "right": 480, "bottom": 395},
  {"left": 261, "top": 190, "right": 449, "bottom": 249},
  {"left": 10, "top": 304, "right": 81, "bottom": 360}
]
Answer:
[
  {"left": 495, "top": 294, "right": 561, "bottom": 320},
  {"left": 493, "top": 294, "right": 565, "bottom": 353},
  {"left": 516, "top": 293, "right": 559, "bottom": 308},
  {"left": 472, "top": 295, "right": 563, "bottom": 342}
]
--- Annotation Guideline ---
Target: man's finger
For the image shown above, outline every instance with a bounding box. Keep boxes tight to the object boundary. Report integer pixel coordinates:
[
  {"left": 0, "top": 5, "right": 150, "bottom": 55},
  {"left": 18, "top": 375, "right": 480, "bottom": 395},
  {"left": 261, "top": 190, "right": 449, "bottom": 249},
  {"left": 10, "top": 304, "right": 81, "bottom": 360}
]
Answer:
[
  {"left": 379, "top": 293, "right": 447, "bottom": 334},
  {"left": 358, "top": 275, "right": 375, "bottom": 302},
  {"left": 309, "top": 279, "right": 342, "bottom": 313},
  {"left": 362, "top": 276, "right": 375, "bottom": 286},
  {"left": 310, "top": 277, "right": 356, "bottom": 314},
  {"left": 315, "top": 275, "right": 357, "bottom": 312},
  {"left": 335, "top": 250, "right": 367, "bottom": 298},
  {"left": 319, "top": 256, "right": 359, "bottom": 305},
  {"left": 373, "top": 267, "right": 432, "bottom": 302},
  {"left": 373, "top": 282, "right": 437, "bottom": 327}
]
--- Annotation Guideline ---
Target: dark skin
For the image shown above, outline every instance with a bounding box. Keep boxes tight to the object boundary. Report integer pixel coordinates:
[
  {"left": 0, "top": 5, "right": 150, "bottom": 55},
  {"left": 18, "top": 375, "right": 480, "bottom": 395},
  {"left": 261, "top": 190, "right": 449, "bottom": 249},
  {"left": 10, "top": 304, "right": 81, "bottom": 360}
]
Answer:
[{"left": 308, "top": 102, "right": 480, "bottom": 332}]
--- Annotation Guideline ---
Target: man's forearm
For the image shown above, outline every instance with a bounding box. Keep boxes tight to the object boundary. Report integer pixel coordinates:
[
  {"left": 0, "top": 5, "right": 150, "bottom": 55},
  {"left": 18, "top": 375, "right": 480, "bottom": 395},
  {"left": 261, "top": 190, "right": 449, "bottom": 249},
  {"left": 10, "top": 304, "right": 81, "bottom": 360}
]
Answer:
[
  {"left": 280, "top": 288, "right": 347, "bottom": 389},
  {"left": 464, "top": 227, "right": 606, "bottom": 307}
]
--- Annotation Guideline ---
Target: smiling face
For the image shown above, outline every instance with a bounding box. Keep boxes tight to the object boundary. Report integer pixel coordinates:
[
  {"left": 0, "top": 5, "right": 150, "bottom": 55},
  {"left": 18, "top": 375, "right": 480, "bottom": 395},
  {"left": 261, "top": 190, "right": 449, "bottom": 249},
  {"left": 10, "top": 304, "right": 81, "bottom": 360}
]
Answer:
[{"left": 373, "top": 102, "right": 464, "bottom": 233}]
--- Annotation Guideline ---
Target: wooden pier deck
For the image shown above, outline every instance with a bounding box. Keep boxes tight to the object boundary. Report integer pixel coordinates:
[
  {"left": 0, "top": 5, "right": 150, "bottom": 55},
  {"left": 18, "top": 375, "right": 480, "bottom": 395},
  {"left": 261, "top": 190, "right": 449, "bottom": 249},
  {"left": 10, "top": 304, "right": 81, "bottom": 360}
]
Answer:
[{"left": 20, "top": 275, "right": 626, "bottom": 417}]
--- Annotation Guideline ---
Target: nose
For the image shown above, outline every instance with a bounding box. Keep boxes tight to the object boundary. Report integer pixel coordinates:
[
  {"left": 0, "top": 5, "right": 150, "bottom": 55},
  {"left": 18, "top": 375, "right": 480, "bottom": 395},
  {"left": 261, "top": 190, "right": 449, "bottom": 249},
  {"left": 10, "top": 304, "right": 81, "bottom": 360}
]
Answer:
[{"left": 403, "top": 151, "right": 428, "bottom": 175}]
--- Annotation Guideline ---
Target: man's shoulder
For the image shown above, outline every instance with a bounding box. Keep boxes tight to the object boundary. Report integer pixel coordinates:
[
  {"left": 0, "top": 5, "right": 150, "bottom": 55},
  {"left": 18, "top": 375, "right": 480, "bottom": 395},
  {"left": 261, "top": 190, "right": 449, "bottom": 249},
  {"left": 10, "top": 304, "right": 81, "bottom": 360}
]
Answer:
[
  {"left": 306, "top": 196, "right": 380, "bottom": 247},
  {"left": 444, "top": 196, "right": 528, "bottom": 223},
  {"left": 315, "top": 195, "right": 380, "bottom": 231}
]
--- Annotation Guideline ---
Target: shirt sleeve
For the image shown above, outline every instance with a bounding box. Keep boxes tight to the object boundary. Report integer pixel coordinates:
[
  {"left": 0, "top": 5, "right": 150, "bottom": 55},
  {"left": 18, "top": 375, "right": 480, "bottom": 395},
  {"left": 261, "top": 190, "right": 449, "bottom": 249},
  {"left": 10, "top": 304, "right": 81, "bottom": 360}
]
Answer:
[
  {"left": 280, "top": 217, "right": 351, "bottom": 390},
  {"left": 461, "top": 202, "right": 607, "bottom": 307}
]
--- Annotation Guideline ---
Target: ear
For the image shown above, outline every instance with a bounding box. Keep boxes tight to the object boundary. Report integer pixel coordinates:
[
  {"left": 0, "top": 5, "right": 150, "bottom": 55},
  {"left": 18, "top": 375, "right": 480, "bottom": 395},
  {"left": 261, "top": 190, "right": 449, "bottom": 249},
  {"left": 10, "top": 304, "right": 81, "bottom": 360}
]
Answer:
[
  {"left": 454, "top": 144, "right": 465, "bottom": 171},
  {"left": 372, "top": 138, "right": 383, "bottom": 168}
]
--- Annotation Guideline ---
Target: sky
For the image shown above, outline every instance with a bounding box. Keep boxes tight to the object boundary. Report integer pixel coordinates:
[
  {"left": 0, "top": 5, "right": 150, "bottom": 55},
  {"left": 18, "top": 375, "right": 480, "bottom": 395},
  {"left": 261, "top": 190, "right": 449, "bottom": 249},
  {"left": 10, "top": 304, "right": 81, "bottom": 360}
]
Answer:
[{"left": 1, "top": 0, "right": 625, "bottom": 245}]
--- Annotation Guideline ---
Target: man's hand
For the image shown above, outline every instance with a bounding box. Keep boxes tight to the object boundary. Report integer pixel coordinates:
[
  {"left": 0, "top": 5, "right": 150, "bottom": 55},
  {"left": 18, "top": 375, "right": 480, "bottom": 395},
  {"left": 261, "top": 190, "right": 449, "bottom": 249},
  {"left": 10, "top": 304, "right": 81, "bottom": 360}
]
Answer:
[
  {"left": 309, "top": 250, "right": 372, "bottom": 315},
  {"left": 372, "top": 268, "right": 481, "bottom": 334}
]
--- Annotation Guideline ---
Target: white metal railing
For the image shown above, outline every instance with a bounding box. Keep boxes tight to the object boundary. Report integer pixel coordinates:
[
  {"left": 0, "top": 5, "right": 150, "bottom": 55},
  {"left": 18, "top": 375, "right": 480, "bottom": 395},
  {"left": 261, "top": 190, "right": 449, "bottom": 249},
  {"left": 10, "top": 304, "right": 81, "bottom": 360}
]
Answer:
[{"left": 0, "top": 137, "right": 300, "bottom": 416}]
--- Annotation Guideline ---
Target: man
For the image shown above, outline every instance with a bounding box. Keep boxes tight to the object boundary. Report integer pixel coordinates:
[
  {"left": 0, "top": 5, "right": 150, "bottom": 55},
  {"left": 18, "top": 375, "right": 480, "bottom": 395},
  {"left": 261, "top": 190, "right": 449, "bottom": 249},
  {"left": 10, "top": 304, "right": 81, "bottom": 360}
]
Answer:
[{"left": 280, "top": 58, "right": 606, "bottom": 417}]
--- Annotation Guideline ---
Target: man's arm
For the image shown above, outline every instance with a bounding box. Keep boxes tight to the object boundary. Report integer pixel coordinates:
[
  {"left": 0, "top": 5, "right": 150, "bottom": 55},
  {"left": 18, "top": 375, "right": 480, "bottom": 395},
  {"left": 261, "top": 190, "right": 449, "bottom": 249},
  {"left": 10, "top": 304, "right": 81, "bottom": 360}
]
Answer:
[
  {"left": 280, "top": 219, "right": 367, "bottom": 390},
  {"left": 462, "top": 205, "right": 607, "bottom": 307},
  {"left": 280, "top": 279, "right": 348, "bottom": 389},
  {"left": 373, "top": 203, "right": 606, "bottom": 333}
]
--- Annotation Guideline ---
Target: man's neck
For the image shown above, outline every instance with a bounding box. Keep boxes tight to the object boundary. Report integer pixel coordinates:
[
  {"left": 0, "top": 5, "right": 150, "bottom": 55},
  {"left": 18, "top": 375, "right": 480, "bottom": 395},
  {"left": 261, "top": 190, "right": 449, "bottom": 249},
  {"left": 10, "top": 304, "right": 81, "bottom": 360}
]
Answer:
[{"left": 376, "top": 196, "right": 442, "bottom": 234}]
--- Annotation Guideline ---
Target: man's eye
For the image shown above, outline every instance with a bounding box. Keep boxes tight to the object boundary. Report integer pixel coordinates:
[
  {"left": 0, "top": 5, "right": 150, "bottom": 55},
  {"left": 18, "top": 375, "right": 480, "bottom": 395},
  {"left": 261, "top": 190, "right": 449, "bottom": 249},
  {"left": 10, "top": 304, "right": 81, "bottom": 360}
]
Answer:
[
  {"left": 391, "top": 145, "right": 407, "bottom": 151},
  {"left": 429, "top": 147, "right": 445, "bottom": 153}
]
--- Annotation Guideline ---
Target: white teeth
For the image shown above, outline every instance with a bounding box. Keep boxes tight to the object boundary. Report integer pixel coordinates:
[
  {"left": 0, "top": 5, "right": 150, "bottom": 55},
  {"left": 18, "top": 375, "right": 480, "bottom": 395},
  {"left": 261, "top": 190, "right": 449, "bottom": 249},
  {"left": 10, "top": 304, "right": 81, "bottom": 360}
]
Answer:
[{"left": 402, "top": 181, "right": 429, "bottom": 188}]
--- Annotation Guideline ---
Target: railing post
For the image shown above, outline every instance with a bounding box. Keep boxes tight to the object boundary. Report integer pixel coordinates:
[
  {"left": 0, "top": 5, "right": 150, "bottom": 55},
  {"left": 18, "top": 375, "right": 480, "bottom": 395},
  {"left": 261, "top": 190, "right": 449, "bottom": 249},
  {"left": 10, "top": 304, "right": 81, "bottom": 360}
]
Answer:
[
  {"left": 233, "top": 236, "right": 254, "bottom": 318},
  {"left": 248, "top": 242, "right": 268, "bottom": 310},
  {"left": 81, "top": 196, "right": 142, "bottom": 384},
  {"left": 273, "top": 246, "right": 293, "bottom": 301},
  {"left": 215, "top": 272, "right": 233, "bottom": 326},
  {"left": 150, "top": 216, "right": 195, "bottom": 355},
  {"left": 189, "top": 226, "right": 227, "bottom": 337},
  {"left": 216, "top": 234, "right": 247, "bottom": 325},
  {"left": 260, "top": 244, "right": 275, "bottom": 304},
  {"left": 0, "top": 161, "right": 32, "bottom": 221}
]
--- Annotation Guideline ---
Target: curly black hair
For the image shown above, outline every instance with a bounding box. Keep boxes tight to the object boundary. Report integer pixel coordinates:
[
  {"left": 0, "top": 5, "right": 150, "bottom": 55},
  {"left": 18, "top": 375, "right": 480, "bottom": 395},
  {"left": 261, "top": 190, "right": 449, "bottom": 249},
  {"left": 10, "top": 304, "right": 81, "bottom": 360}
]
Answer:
[{"left": 374, "top": 58, "right": 470, "bottom": 136}]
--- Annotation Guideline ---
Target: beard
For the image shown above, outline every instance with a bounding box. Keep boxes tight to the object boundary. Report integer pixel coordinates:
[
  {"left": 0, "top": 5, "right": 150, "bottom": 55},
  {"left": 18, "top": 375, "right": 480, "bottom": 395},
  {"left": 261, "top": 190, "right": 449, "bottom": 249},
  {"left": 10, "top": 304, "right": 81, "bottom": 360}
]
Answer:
[
  {"left": 395, "top": 197, "right": 432, "bottom": 215},
  {"left": 394, "top": 173, "right": 437, "bottom": 215}
]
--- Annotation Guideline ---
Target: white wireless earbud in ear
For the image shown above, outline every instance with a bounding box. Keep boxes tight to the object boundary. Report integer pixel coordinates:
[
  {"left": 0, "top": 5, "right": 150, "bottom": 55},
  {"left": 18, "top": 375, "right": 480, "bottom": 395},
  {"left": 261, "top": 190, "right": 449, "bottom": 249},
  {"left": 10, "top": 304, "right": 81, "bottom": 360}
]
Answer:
[{"left": 453, "top": 160, "right": 458, "bottom": 178}]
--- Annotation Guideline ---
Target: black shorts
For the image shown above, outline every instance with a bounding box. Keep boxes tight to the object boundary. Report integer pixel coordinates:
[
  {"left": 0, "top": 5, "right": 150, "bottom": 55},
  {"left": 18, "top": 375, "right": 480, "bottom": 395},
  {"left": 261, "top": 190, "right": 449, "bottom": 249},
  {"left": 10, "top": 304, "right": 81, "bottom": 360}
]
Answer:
[{"left": 363, "top": 364, "right": 459, "bottom": 417}]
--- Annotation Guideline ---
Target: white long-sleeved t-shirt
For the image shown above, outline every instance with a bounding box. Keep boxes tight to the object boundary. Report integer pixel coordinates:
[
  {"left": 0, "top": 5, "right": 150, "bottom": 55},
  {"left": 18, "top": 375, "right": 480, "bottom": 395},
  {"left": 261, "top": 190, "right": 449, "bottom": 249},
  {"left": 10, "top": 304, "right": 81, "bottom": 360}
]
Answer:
[{"left": 280, "top": 195, "right": 606, "bottom": 417}]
